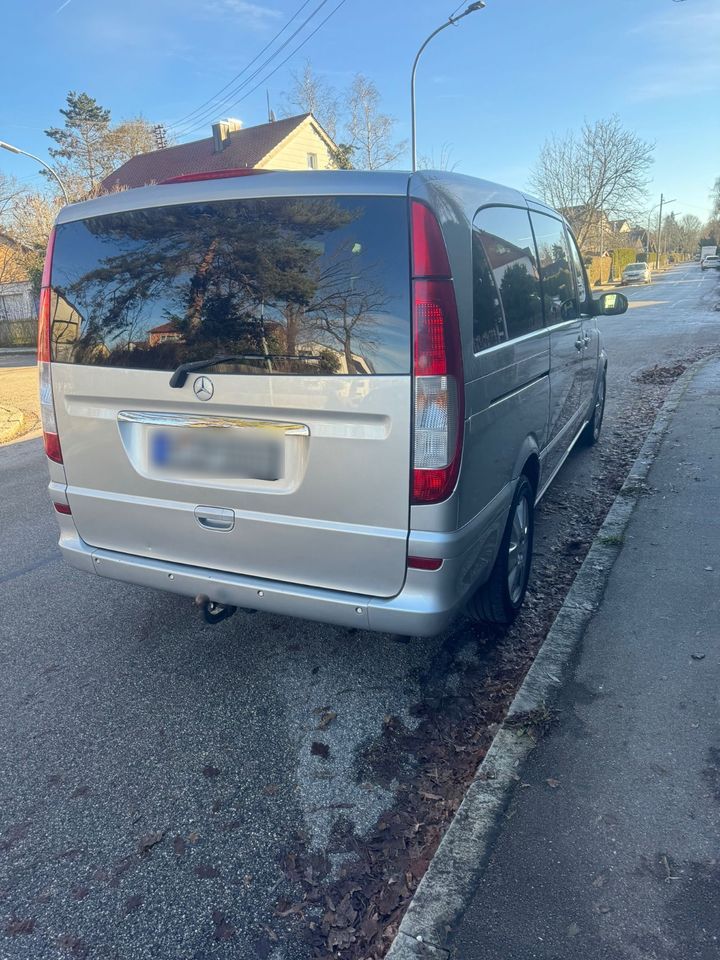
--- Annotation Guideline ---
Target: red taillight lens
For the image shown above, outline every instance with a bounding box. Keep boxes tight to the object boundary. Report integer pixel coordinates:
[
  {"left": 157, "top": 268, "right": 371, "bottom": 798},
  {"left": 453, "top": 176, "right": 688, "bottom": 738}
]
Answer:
[
  {"left": 410, "top": 203, "right": 464, "bottom": 505},
  {"left": 38, "top": 227, "right": 63, "bottom": 464},
  {"left": 53, "top": 501, "right": 71, "bottom": 515},
  {"left": 407, "top": 556, "right": 443, "bottom": 571},
  {"left": 37, "top": 228, "right": 56, "bottom": 364},
  {"left": 411, "top": 200, "right": 451, "bottom": 278},
  {"left": 44, "top": 431, "right": 63, "bottom": 464}
]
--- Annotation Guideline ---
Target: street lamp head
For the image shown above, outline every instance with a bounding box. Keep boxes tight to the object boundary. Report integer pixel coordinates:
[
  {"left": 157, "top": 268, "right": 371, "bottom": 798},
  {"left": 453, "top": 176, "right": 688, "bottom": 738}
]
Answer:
[
  {"left": 0, "top": 141, "right": 22, "bottom": 155},
  {"left": 465, "top": 1, "right": 486, "bottom": 12}
]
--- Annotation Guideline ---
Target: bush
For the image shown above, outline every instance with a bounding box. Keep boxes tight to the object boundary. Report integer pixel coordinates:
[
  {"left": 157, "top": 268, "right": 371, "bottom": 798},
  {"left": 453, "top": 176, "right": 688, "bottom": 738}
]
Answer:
[{"left": 611, "top": 247, "right": 638, "bottom": 279}]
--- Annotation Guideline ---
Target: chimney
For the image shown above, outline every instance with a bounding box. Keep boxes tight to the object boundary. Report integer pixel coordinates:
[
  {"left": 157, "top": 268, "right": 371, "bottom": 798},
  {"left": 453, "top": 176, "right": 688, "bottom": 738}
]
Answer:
[{"left": 211, "top": 117, "right": 242, "bottom": 153}]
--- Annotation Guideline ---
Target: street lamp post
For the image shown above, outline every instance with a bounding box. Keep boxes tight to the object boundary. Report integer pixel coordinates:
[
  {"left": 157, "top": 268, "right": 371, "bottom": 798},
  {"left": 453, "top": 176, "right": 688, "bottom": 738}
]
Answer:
[
  {"left": 0, "top": 140, "right": 69, "bottom": 204},
  {"left": 410, "top": 2, "right": 486, "bottom": 172}
]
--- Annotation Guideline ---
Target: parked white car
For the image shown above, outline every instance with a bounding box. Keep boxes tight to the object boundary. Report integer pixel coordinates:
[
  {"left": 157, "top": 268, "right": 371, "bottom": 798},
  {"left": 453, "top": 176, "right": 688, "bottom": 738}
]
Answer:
[
  {"left": 701, "top": 255, "right": 720, "bottom": 272},
  {"left": 621, "top": 262, "right": 651, "bottom": 285}
]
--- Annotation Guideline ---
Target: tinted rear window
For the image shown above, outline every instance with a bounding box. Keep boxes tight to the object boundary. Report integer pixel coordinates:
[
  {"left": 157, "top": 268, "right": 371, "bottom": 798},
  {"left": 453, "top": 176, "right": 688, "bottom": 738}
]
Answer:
[{"left": 50, "top": 196, "right": 410, "bottom": 375}]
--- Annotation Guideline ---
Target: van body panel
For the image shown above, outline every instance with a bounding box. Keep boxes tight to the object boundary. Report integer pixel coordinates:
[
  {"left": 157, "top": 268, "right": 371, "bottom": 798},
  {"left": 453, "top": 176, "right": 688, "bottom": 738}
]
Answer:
[{"left": 52, "top": 364, "right": 412, "bottom": 596}]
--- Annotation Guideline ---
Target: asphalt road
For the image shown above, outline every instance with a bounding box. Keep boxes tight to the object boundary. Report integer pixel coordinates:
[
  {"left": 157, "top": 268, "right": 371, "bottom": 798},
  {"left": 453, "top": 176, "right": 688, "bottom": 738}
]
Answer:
[{"left": 0, "top": 265, "right": 718, "bottom": 959}]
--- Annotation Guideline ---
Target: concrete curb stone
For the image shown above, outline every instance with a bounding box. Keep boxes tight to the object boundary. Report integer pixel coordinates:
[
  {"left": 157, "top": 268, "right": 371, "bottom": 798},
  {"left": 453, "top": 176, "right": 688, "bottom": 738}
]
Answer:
[{"left": 385, "top": 357, "right": 714, "bottom": 959}]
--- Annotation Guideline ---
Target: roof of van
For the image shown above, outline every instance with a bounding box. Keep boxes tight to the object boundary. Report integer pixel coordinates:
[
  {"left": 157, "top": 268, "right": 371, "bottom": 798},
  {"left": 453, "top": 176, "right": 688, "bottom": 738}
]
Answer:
[{"left": 55, "top": 170, "right": 551, "bottom": 226}]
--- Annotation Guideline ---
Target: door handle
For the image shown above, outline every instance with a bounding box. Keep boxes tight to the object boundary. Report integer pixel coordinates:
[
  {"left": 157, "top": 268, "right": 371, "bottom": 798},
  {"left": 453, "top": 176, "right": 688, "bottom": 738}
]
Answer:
[{"left": 194, "top": 506, "right": 235, "bottom": 532}]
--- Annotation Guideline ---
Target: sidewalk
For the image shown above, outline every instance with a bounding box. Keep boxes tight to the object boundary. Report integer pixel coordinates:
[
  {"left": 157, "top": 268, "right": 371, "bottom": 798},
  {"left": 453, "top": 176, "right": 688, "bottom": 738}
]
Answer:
[{"left": 451, "top": 360, "right": 720, "bottom": 958}]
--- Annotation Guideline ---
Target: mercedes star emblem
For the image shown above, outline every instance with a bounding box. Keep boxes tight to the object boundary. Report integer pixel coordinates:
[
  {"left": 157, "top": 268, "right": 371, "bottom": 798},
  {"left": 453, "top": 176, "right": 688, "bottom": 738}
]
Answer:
[{"left": 193, "top": 376, "right": 214, "bottom": 401}]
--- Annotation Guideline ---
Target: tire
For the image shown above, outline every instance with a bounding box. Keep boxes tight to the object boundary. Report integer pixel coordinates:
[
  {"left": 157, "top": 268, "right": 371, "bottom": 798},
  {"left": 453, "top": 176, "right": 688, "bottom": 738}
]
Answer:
[
  {"left": 581, "top": 370, "right": 606, "bottom": 447},
  {"left": 466, "top": 476, "right": 534, "bottom": 627}
]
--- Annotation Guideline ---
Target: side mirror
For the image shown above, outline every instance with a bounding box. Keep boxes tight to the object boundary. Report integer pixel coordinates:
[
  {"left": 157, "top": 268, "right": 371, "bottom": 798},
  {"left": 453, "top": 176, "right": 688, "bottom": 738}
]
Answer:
[{"left": 595, "top": 291, "right": 628, "bottom": 316}]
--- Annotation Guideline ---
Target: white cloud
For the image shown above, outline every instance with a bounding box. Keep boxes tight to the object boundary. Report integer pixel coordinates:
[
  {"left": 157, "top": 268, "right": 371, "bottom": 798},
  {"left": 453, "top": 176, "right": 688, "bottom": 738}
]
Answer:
[{"left": 205, "top": 0, "right": 282, "bottom": 28}]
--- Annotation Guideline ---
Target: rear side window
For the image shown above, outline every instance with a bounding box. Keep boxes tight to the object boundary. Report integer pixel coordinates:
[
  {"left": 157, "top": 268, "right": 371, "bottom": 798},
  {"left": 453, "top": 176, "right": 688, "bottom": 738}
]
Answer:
[
  {"left": 50, "top": 196, "right": 410, "bottom": 375},
  {"left": 472, "top": 206, "right": 543, "bottom": 344},
  {"left": 529, "top": 212, "right": 579, "bottom": 324}
]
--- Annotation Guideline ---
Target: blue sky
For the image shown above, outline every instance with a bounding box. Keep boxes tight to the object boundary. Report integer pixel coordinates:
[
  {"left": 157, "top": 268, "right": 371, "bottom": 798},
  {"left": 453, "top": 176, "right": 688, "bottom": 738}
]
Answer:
[{"left": 1, "top": 0, "right": 718, "bottom": 220}]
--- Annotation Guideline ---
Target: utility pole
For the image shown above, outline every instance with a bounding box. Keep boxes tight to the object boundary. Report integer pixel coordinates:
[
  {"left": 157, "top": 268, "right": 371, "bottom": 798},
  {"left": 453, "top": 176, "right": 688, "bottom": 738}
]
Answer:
[
  {"left": 654, "top": 194, "right": 677, "bottom": 269},
  {"left": 655, "top": 194, "right": 665, "bottom": 270}
]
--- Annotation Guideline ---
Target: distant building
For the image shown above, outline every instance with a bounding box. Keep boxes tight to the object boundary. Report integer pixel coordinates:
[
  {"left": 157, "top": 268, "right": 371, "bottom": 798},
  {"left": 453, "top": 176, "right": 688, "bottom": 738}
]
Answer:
[
  {"left": 0, "top": 233, "right": 36, "bottom": 346},
  {"left": 101, "top": 113, "right": 338, "bottom": 191},
  {"left": 148, "top": 321, "right": 184, "bottom": 347}
]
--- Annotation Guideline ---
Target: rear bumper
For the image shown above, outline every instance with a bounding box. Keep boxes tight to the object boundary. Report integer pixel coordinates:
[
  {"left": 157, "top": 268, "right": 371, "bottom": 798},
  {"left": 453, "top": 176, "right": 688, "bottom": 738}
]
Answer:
[
  {"left": 57, "top": 526, "right": 466, "bottom": 637},
  {"left": 54, "top": 484, "right": 511, "bottom": 637}
]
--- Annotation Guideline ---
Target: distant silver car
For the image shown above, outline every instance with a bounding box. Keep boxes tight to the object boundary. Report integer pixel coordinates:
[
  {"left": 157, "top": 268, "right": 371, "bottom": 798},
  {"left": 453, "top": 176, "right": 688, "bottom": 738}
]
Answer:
[
  {"left": 39, "top": 170, "right": 626, "bottom": 636},
  {"left": 701, "top": 255, "right": 720, "bottom": 271},
  {"left": 621, "top": 262, "right": 651, "bottom": 285}
]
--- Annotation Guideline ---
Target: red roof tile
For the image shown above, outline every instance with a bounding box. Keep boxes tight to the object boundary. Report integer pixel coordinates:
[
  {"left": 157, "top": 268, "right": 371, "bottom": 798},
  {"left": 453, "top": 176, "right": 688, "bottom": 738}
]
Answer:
[{"left": 102, "top": 114, "right": 315, "bottom": 191}]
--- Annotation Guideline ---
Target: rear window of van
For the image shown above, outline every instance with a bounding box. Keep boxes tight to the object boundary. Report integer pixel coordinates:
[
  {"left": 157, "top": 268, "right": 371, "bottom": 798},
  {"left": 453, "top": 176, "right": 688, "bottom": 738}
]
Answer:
[{"left": 50, "top": 196, "right": 410, "bottom": 375}]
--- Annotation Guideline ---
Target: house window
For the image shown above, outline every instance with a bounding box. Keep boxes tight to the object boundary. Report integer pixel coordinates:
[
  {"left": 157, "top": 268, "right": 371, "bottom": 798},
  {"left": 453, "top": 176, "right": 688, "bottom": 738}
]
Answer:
[{"left": 306, "top": 153, "right": 318, "bottom": 170}]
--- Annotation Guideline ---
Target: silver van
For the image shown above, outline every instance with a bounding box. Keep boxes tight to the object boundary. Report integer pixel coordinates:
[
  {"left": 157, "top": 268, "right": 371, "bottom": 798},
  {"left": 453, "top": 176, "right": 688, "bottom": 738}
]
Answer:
[{"left": 39, "top": 170, "right": 627, "bottom": 636}]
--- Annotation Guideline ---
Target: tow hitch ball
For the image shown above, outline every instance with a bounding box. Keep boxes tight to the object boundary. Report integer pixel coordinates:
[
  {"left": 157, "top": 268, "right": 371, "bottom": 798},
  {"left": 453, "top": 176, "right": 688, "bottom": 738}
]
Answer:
[{"left": 195, "top": 594, "right": 237, "bottom": 625}]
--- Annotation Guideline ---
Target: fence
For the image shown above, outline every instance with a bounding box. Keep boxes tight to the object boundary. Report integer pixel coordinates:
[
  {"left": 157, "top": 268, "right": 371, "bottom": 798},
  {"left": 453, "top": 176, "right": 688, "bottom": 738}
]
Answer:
[{"left": 0, "top": 281, "right": 37, "bottom": 347}]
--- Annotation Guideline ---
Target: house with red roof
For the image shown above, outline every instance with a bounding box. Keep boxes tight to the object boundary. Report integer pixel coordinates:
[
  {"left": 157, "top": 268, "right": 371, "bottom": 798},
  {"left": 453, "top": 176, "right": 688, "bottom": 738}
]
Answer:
[{"left": 101, "top": 113, "right": 338, "bottom": 192}]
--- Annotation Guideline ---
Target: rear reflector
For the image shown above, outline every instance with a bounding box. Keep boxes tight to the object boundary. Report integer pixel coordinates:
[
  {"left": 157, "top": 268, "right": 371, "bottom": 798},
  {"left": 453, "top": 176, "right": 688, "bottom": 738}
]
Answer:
[
  {"left": 160, "top": 169, "right": 271, "bottom": 184},
  {"left": 410, "top": 202, "right": 464, "bottom": 505},
  {"left": 53, "top": 501, "right": 71, "bottom": 515},
  {"left": 407, "top": 556, "right": 443, "bottom": 571}
]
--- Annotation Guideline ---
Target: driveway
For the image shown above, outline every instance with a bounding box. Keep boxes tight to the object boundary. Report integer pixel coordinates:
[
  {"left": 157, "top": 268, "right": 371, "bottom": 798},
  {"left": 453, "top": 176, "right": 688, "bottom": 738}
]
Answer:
[{"left": 0, "top": 265, "right": 718, "bottom": 959}]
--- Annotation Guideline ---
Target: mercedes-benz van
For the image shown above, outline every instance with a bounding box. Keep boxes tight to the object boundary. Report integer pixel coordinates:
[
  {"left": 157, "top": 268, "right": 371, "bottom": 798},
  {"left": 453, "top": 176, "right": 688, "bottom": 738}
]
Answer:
[{"left": 39, "top": 170, "right": 626, "bottom": 636}]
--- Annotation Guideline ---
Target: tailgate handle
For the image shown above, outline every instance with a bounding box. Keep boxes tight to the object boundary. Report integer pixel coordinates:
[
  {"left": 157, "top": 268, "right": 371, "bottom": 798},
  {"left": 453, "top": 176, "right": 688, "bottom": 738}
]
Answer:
[{"left": 194, "top": 506, "right": 235, "bottom": 532}]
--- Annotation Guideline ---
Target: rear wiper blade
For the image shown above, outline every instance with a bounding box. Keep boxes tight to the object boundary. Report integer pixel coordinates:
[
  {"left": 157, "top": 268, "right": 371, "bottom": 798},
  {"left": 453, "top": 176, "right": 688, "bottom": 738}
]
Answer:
[{"left": 169, "top": 353, "right": 323, "bottom": 388}]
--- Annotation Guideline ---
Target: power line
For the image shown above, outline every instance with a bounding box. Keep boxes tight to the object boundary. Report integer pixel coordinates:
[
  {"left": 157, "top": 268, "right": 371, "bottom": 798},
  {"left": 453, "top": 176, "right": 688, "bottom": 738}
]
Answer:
[
  {"left": 176, "top": 0, "right": 350, "bottom": 140},
  {"left": 172, "top": 0, "right": 337, "bottom": 138},
  {"left": 169, "top": 0, "right": 315, "bottom": 132},
  {"left": 172, "top": 0, "right": 338, "bottom": 136}
]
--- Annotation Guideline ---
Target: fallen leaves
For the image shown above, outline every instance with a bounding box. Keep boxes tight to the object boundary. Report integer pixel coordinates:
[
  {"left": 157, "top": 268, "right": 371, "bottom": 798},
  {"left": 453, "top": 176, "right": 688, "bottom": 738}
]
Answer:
[
  {"left": 138, "top": 831, "right": 164, "bottom": 856},
  {"left": 124, "top": 894, "right": 143, "bottom": 914},
  {"left": 4, "top": 917, "right": 35, "bottom": 935},
  {"left": 315, "top": 708, "right": 337, "bottom": 731},
  {"left": 310, "top": 741, "right": 330, "bottom": 759},
  {"left": 212, "top": 910, "right": 235, "bottom": 941},
  {"left": 545, "top": 778, "right": 560, "bottom": 789}
]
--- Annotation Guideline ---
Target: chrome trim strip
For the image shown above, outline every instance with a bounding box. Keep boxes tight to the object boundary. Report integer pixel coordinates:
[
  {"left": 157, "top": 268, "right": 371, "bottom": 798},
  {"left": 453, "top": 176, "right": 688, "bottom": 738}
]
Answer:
[
  {"left": 117, "top": 410, "right": 309, "bottom": 436},
  {"left": 535, "top": 417, "right": 588, "bottom": 505}
]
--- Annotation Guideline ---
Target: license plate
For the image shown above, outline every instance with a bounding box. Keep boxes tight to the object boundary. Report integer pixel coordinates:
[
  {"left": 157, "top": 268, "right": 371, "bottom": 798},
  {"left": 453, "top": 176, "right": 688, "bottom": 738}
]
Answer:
[{"left": 149, "top": 427, "right": 284, "bottom": 481}]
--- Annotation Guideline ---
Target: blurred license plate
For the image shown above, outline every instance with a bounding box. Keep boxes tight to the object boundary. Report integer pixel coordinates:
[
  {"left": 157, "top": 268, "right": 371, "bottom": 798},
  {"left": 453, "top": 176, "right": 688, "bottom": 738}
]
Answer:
[{"left": 150, "top": 428, "right": 284, "bottom": 480}]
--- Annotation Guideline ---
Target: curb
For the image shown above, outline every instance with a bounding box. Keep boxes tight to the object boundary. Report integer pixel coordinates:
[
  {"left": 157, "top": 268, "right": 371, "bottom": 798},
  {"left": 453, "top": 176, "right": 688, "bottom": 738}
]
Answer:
[{"left": 385, "top": 358, "right": 711, "bottom": 960}]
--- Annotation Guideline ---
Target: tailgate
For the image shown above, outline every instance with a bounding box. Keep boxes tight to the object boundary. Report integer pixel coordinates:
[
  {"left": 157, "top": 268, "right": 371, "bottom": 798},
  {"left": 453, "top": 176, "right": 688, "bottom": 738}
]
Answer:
[{"left": 49, "top": 192, "right": 412, "bottom": 597}]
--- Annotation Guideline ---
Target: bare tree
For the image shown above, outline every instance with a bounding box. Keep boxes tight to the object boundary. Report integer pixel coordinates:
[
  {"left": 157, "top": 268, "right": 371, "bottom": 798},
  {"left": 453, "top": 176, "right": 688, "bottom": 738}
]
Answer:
[
  {"left": 347, "top": 74, "right": 406, "bottom": 170},
  {"left": 529, "top": 116, "right": 654, "bottom": 251},
  {"left": 285, "top": 62, "right": 340, "bottom": 141},
  {"left": 107, "top": 116, "right": 159, "bottom": 165},
  {"left": 418, "top": 142, "right": 457, "bottom": 172}
]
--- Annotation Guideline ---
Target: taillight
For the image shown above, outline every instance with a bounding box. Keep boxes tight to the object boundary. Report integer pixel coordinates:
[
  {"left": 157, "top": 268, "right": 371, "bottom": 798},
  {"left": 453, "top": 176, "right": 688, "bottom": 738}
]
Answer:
[
  {"left": 38, "top": 228, "right": 62, "bottom": 463},
  {"left": 53, "top": 502, "right": 72, "bottom": 515},
  {"left": 411, "top": 200, "right": 464, "bottom": 505}
]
